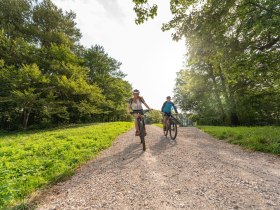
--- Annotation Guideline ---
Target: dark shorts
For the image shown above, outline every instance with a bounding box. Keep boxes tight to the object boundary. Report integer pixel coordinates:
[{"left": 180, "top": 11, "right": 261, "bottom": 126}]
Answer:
[
  {"left": 132, "top": 109, "right": 144, "bottom": 115},
  {"left": 163, "top": 112, "right": 172, "bottom": 116}
]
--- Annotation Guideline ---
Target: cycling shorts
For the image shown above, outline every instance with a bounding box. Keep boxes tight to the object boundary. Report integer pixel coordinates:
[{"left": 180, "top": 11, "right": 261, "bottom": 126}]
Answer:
[{"left": 132, "top": 109, "right": 144, "bottom": 115}]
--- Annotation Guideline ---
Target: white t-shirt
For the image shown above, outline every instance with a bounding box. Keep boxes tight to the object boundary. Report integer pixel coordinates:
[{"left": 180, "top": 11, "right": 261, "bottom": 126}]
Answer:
[{"left": 129, "top": 97, "right": 145, "bottom": 110}]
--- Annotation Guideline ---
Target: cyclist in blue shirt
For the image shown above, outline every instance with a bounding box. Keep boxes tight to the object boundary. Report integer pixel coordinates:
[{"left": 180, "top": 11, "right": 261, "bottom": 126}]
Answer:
[{"left": 161, "top": 96, "right": 178, "bottom": 130}]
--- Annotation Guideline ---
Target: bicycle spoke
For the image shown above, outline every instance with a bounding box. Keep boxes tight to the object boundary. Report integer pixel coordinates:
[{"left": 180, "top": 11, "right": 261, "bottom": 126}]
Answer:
[{"left": 169, "top": 120, "right": 178, "bottom": 140}]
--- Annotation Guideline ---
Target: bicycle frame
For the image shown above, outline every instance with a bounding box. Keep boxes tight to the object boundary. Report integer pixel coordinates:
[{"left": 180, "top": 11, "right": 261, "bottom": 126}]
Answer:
[
  {"left": 163, "top": 113, "right": 178, "bottom": 140},
  {"left": 131, "top": 110, "right": 150, "bottom": 151}
]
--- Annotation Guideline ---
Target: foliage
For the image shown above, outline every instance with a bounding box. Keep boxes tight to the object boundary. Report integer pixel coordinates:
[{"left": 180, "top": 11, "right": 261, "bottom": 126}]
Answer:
[
  {"left": 133, "top": 0, "right": 280, "bottom": 125},
  {"left": 145, "top": 110, "right": 163, "bottom": 124},
  {"left": 132, "top": 0, "right": 158, "bottom": 24},
  {"left": 0, "top": 0, "right": 132, "bottom": 130},
  {"left": 0, "top": 122, "right": 133, "bottom": 208},
  {"left": 199, "top": 126, "right": 280, "bottom": 155}
]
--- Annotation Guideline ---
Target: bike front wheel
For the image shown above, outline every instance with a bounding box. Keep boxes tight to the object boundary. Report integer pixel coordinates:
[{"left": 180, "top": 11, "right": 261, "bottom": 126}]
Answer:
[
  {"left": 169, "top": 120, "right": 177, "bottom": 140},
  {"left": 138, "top": 118, "right": 146, "bottom": 151}
]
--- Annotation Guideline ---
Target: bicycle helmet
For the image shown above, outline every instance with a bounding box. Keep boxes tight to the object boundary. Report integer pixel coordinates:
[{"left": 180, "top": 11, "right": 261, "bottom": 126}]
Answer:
[{"left": 133, "top": 89, "right": 140, "bottom": 94}]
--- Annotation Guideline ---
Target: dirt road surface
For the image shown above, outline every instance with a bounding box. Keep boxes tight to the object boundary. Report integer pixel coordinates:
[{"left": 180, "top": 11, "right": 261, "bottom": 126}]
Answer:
[{"left": 35, "top": 126, "right": 280, "bottom": 210}]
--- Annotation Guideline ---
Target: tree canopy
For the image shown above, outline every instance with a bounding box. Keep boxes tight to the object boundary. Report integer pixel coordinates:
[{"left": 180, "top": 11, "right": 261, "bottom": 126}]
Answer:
[
  {"left": 0, "top": 0, "right": 132, "bottom": 130},
  {"left": 133, "top": 0, "right": 280, "bottom": 125}
]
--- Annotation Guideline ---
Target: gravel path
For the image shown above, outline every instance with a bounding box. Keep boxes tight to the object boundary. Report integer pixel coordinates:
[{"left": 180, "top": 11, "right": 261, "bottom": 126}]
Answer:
[{"left": 35, "top": 126, "right": 280, "bottom": 210}]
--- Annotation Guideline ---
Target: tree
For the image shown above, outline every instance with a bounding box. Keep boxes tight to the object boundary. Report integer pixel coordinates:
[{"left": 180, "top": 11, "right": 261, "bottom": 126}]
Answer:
[
  {"left": 145, "top": 110, "right": 163, "bottom": 124},
  {"left": 136, "top": 0, "right": 279, "bottom": 125},
  {"left": 0, "top": 0, "right": 31, "bottom": 40},
  {"left": 0, "top": 62, "right": 48, "bottom": 129},
  {"left": 0, "top": 0, "right": 133, "bottom": 129},
  {"left": 82, "top": 45, "right": 132, "bottom": 121},
  {"left": 32, "top": 0, "right": 81, "bottom": 47}
]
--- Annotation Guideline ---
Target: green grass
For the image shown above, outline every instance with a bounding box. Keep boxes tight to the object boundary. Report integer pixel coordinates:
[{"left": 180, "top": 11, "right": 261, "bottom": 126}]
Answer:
[
  {"left": 0, "top": 122, "right": 133, "bottom": 209},
  {"left": 198, "top": 126, "right": 280, "bottom": 155},
  {"left": 152, "top": 124, "right": 163, "bottom": 128}
]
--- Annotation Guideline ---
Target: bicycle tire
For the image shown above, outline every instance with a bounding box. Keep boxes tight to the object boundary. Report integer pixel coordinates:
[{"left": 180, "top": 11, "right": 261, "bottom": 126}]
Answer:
[
  {"left": 138, "top": 118, "right": 146, "bottom": 151},
  {"left": 169, "top": 119, "right": 177, "bottom": 140},
  {"left": 163, "top": 121, "right": 169, "bottom": 136}
]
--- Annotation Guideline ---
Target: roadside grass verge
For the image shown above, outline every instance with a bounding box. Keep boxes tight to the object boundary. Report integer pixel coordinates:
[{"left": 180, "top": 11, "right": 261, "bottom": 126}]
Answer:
[
  {"left": 198, "top": 126, "right": 280, "bottom": 155},
  {"left": 0, "top": 122, "right": 133, "bottom": 209}
]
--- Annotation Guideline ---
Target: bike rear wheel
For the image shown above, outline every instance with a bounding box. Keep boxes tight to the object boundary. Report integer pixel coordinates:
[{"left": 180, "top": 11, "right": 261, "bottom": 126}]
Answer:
[
  {"left": 169, "top": 119, "right": 177, "bottom": 140},
  {"left": 138, "top": 118, "right": 146, "bottom": 151}
]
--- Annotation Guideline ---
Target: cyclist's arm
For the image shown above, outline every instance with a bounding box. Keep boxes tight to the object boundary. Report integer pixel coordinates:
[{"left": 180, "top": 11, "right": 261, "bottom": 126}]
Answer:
[
  {"left": 143, "top": 102, "right": 151, "bottom": 110},
  {"left": 127, "top": 99, "right": 132, "bottom": 114},
  {"left": 161, "top": 101, "right": 167, "bottom": 112},
  {"left": 127, "top": 103, "right": 131, "bottom": 114},
  {"left": 141, "top": 97, "right": 151, "bottom": 110},
  {"left": 172, "top": 102, "right": 178, "bottom": 113}
]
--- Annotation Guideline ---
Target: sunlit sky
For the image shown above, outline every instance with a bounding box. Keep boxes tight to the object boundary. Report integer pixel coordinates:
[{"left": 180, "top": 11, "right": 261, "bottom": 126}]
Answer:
[{"left": 53, "top": 0, "right": 186, "bottom": 110}]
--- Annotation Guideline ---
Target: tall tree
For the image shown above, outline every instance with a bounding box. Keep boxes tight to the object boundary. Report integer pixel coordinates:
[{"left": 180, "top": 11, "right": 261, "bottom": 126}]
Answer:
[
  {"left": 0, "top": 0, "right": 31, "bottom": 40},
  {"left": 32, "top": 0, "right": 81, "bottom": 47},
  {"left": 134, "top": 0, "right": 280, "bottom": 125},
  {"left": 0, "top": 0, "right": 132, "bottom": 129}
]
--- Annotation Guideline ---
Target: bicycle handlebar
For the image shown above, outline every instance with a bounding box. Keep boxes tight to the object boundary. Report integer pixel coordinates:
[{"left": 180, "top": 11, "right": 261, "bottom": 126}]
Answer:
[
  {"left": 130, "top": 109, "right": 152, "bottom": 115},
  {"left": 161, "top": 112, "right": 179, "bottom": 115}
]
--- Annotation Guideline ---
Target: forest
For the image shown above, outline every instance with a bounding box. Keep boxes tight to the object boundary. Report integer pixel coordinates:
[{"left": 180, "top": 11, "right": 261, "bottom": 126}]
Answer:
[
  {"left": 0, "top": 0, "right": 132, "bottom": 130},
  {"left": 133, "top": 0, "right": 280, "bottom": 125},
  {"left": 1, "top": 0, "right": 279, "bottom": 128}
]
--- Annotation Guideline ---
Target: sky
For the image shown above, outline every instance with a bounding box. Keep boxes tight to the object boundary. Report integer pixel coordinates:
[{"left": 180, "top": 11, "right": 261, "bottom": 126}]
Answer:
[{"left": 53, "top": 0, "right": 186, "bottom": 110}]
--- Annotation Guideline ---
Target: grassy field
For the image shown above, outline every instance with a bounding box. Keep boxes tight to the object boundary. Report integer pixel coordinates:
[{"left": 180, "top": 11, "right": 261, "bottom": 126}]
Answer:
[
  {"left": 198, "top": 126, "right": 280, "bottom": 155},
  {"left": 0, "top": 122, "right": 133, "bottom": 209}
]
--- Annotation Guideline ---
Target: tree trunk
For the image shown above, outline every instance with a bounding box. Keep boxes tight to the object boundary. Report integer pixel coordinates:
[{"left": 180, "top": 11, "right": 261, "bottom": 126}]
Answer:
[
  {"left": 218, "top": 64, "right": 231, "bottom": 124},
  {"left": 228, "top": 85, "right": 240, "bottom": 126},
  {"left": 208, "top": 64, "right": 226, "bottom": 124},
  {"left": 218, "top": 64, "right": 240, "bottom": 126},
  {"left": 23, "top": 109, "right": 31, "bottom": 129}
]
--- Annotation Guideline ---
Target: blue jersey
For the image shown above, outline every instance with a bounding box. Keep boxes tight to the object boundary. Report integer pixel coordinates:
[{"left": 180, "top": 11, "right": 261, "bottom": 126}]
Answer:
[{"left": 161, "top": 101, "right": 178, "bottom": 114}]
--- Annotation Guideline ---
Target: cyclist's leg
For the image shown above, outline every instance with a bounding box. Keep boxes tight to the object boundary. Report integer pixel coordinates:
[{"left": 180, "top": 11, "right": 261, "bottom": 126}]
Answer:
[
  {"left": 163, "top": 115, "right": 166, "bottom": 130},
  {"left": 163, "top": 113, "right": 170, "bottom": 130},
  {"left": 133, "top": 113, "right": 140, "bottom": 136},
  {"left": 163, "top": 113, "right": 167, "bottom": 130}
]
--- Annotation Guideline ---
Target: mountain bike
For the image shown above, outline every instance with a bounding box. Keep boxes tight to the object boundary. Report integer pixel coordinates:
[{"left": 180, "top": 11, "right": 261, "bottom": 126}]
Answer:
[
  {"left": 131, "top": 110, "right": 150, "bottom": 151},
  {"left": 163, "top": 113, "right": 179, "bottom": 140}
]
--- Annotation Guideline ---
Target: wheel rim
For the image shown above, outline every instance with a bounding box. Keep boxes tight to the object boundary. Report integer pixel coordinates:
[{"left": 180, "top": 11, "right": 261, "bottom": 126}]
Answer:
[
  {"left": 170, "top": 121, "right": 177, "bottom": 140},
  {"left": 138, "top": 119, "right": 146, "bottom": 150},
  {"left": 142, "top": 140, "right": 146, "bottom": 151}
]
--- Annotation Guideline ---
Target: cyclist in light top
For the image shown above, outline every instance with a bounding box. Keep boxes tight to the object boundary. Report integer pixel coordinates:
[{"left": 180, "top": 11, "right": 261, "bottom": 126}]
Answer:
[
  {"left": 128, "top": 89, "right": 152, "bottom": 136},
  {"left": 161, "top": 96, "right": 178, "bottom": 130}
]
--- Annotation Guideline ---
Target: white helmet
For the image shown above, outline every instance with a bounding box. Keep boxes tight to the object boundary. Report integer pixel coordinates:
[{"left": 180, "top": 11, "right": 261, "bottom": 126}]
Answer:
[{"left": 133, "top": 89, "right": 140, "bottom": 94}]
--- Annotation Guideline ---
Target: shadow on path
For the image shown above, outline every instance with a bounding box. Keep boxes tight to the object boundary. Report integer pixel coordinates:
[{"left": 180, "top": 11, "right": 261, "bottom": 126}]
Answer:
[{"left": 149, "top": 135, "right": 177, "bottom": 155}]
